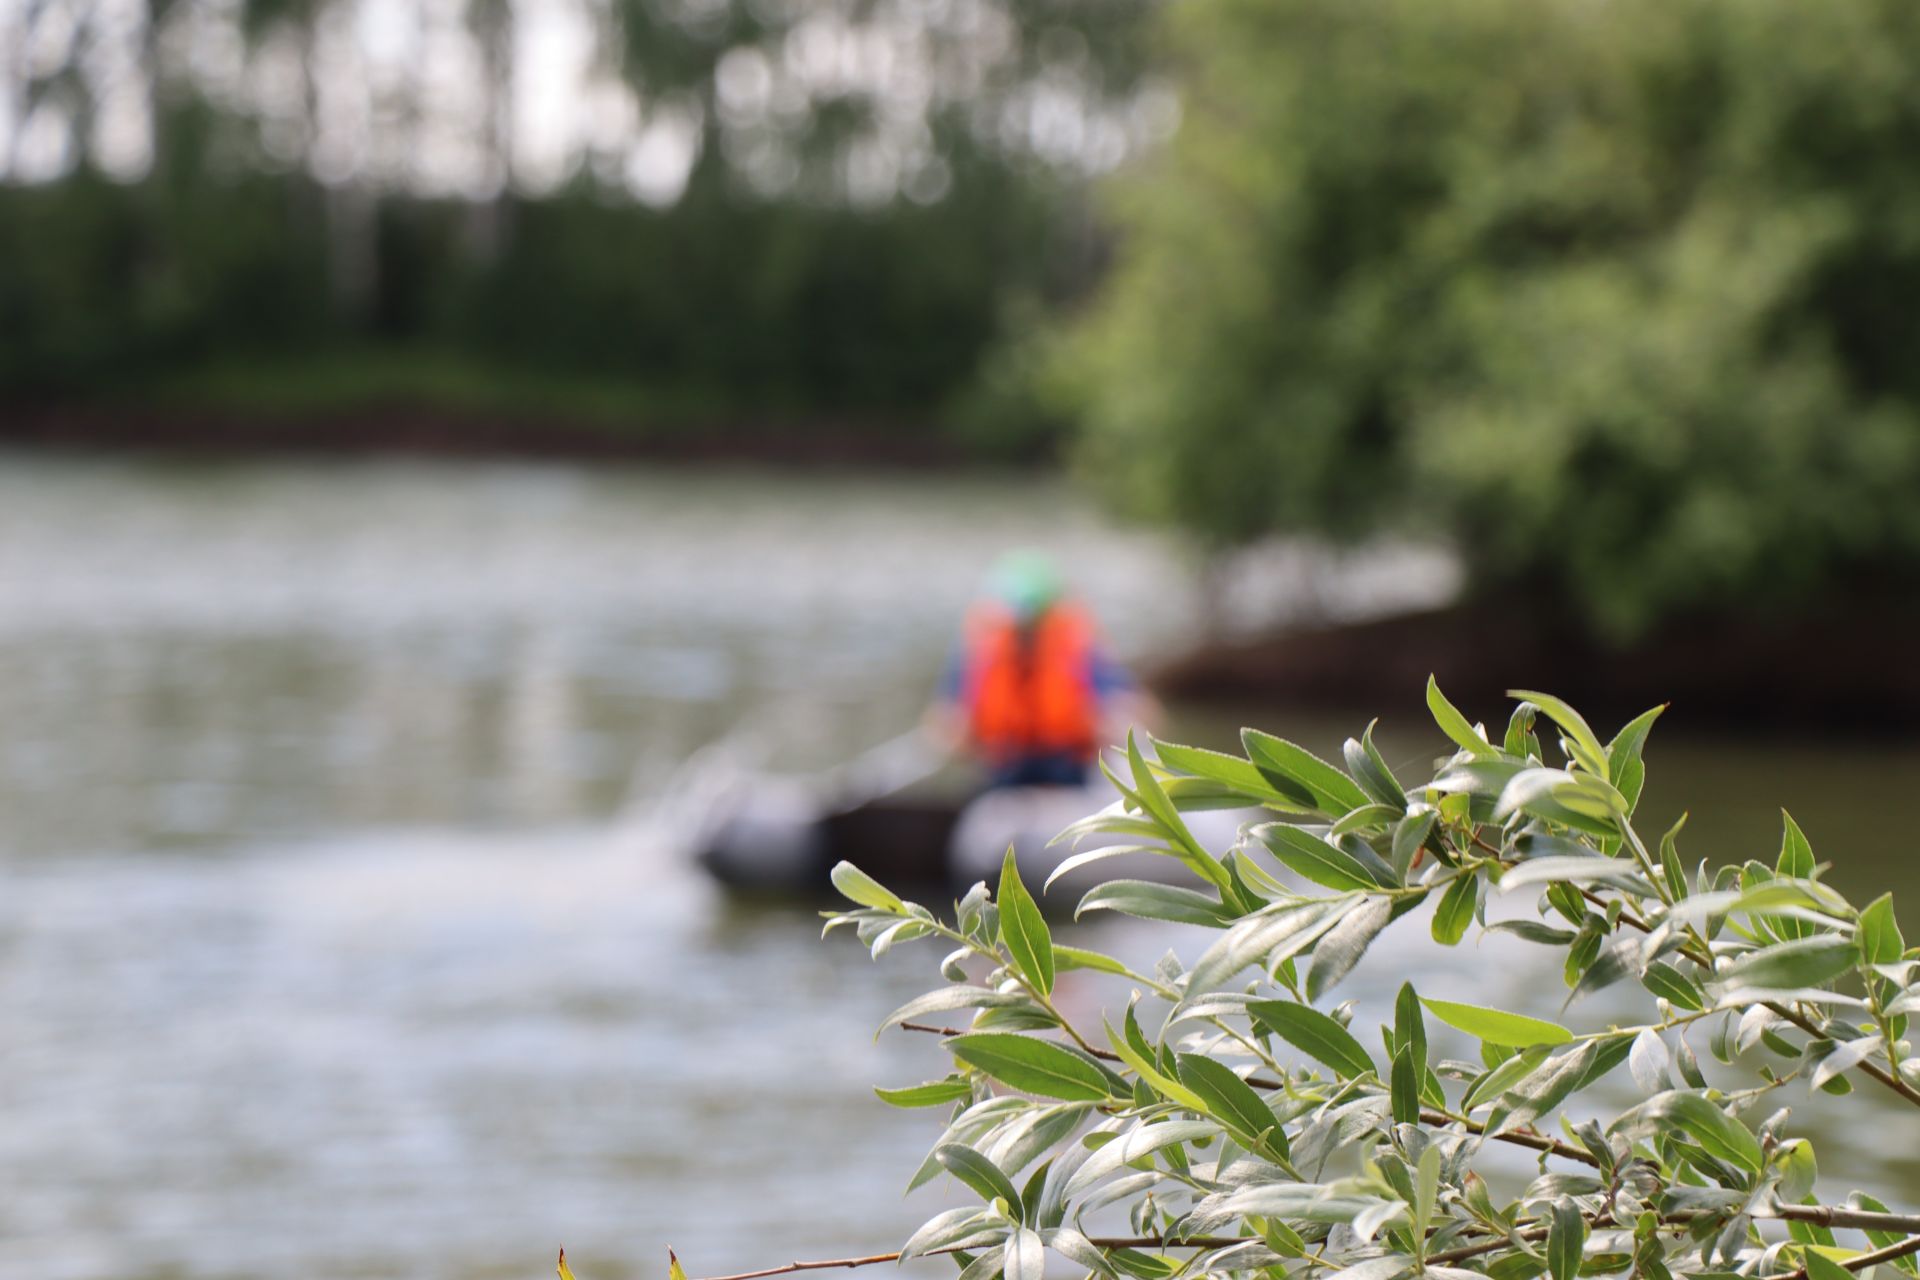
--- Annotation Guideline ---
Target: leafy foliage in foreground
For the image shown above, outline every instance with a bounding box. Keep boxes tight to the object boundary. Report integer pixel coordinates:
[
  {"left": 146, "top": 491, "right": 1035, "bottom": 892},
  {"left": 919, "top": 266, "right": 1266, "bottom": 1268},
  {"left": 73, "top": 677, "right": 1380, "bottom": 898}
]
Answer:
[{"left": 818, "top": 684, "right": 1920, "bottom": 1280}]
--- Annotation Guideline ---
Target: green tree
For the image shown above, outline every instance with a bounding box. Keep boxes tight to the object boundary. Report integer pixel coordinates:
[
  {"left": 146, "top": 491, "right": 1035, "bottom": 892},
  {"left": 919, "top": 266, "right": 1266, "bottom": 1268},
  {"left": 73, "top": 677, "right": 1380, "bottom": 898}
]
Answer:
[
  {"left": 679, "top": 681, "right": 1920, "bottom": 1280},
  {"left": 1056, "top": 0, "right": 1920, "bottom": 637}
]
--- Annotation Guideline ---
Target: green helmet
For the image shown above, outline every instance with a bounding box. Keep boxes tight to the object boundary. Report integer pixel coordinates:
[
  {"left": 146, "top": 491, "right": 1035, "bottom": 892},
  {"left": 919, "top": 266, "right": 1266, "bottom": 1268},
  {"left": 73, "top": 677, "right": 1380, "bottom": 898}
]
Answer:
[{"left": 990, "top": 551, "right": 1064, "bottom": 623}]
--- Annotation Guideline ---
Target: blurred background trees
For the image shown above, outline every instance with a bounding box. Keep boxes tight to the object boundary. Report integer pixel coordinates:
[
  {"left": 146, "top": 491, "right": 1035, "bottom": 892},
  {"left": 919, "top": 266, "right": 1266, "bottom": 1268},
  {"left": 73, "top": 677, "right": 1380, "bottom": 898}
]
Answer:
[
  {"left": 0, "top": 0, "right": 1162, "bottom": 450},
  {"left": 1057, "top": 0, "right": 1920, "bottom": 635},
  {"left": 6, "top": 0, "right": 1920, "bottom": 633}
]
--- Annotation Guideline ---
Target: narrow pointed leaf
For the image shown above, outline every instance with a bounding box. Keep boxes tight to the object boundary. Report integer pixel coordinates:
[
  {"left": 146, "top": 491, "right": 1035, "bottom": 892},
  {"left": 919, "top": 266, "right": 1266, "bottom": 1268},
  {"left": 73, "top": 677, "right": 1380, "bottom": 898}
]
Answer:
[
  {"left": 998, "top": 848, "right": 1055, "bottom": 996},
  {"left": 1254, "top": 823, "right": 1385, "bottom": 892},
  {"left": 935, "top": 1144, "right": 1025, "bottom": 1216},
  {"left": 1241, "top": 729, "right": 1371, "bottom": 814},
  {"left": 1428, "top": 675, "right": 1497, "bottom": 757},
  {"left": 947, "top": 1034, "right": 1120, "bottom": 1102},
  {"left": 1249, "top": 1000, "right": 1376, "bottom": 1078},
  {"left": 1422, "top": 998, "right": 1573, "bottom": 1047}
]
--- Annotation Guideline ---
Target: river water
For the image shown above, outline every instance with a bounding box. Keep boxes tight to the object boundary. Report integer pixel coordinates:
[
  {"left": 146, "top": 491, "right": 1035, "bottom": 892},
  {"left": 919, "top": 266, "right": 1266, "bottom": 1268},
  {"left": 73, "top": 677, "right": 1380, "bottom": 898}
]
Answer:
[{"left": 0, "top": 455, "right": 1913, "bottom": 1280}]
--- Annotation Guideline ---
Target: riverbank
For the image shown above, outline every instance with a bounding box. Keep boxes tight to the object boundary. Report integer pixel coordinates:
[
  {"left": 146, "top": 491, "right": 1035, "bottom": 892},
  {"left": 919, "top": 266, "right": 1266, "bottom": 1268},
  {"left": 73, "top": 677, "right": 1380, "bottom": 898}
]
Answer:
[
  {"left": 1150, "top": 595, "right": 1920, "bottom": 733},
  {"left": 0, "top": 401, "right": 988, "bottom": 468},
  {"left": 0, "top": 353, "right": 1051, "bottom": 467}
]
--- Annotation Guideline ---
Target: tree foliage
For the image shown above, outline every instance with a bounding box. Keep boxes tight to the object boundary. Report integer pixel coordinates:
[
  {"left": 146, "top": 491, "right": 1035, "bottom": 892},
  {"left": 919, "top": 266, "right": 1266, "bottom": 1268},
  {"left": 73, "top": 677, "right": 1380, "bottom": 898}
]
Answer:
[
  {"left": 765, "top": 682, "right": 1920, "bottom": 1280},
  {"left": 1056, "top": 0, "right": 1920, "bottom": 636},
  {"left": 0, "top": 0, "right": 1160, "bottom": 447}
]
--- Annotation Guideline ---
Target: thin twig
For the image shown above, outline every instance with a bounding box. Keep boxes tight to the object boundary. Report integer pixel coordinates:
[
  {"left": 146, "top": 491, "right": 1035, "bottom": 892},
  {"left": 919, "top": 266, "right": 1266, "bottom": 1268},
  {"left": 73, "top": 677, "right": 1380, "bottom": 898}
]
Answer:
[
  {"left": 1764, "top": 1002, "right": 1920, "bottom": 1107},
  {"left": 686, "top": 1237, "right": 1255, "bottom": 1280},
  {"left": 1575, "top": 890, "right": 1920, "bottom": 1110},
  {"left": 1771, "top": 1204, "right": 1920, "bottom": 1234},
  {"left": 1420, "top": 1108, "right": 1597, "bottom": 1167},
  {"left": 1775, "top": 1230, "right": 1920, "bottom": 1280}
]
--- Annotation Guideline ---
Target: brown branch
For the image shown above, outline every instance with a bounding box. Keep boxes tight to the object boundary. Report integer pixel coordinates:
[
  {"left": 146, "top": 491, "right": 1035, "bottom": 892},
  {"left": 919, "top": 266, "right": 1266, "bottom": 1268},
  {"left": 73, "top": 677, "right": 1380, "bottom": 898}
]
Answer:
[
  {"left": 684, "top": 1238, "right": 1255, "bottom": 1280},
  {"left": 1422, "top": 1108, "right": 1598, "bottom": 1167},
  {"left": 1776, "top": 1231, "right": 1920, "bottom": 1280},
  {"left": 1762, "top": 1002, "right": 1920, "bottom": 1108},
  {"left": 687, "top": 1199, "right": 1920, "bottom": 1280},
  {"left": 1570, "top": 890, "right": 1920, "bottom": 1111},
  {"left": 1771, "top": 1204, "right": 1920, "bottom": 1235}
]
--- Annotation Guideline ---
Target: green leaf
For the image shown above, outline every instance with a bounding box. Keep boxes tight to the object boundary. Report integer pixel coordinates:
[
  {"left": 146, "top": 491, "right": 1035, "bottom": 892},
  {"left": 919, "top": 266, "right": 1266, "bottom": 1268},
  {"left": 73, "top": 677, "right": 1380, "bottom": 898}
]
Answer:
[
  {"left": 1155, "top": 741, "right": 1311, "bottom": 811},
  {"left": 1611, "top": 1090, "right": 1762, "bottom": 1173},
  {"left": 1803, "top": 1249, "right": 1853, "bottom": 1280},
  {"left": 947, "top": 1033, "right": 1120, "bottom": 1102},
  {"left": 1395, "top": 982, "right": 1426, "bottom": 1067},
  {"left": 1241, "top": 729, "right": 1371, "bottom": 815},
  {"left": 935, "top": 1143, "right": 1025, "bottom": 1217},
  {"left": 1497, "top": 855, "right": 1653, "bottom": 895},
  {"left": 830, "top": 861, "right": 905, "bottom": 912},
  {"left": 1548, "top": 1198, "right": 1587, "bottom": 1280},
  {"left": 1176, "top": 1054, "right": 1288, "bottom": 1159},
  {"left": 1641, "top": 961, "right": 1705, "bottom": 1011},
  {"left": 1460, "top": 1045, "right": 1551, "bottom": 1112},
  {"left": 1720, "top": 937, "right": 1857, "bottom": 991},
  {"left": 882, "top": 985, "right": 1039, "bottom": 1032},
  {"left": 1428, "top": 675, "right": 1497, "bottom": 757},
  {"left": 1487, "top": 920, "right": 1578, "bottom": 946},
  {"left": 1075, "top": 880, "right": 1236, "bottom": 928},
  {"left": 1127, "top": 734, "right": 1233, "bottom": 892},
  {"left": 1504, "top": 702, "right": 1540, "bottom": 759},
  {"left": 1007, "top": 1227, "right": 1045, "bottom": 1280},
  {"left": 1053, "top": 945, "right": 1130, "bottom": 975},
  {"left": 1431, "top": 874, "right": 1478, "bottom": 946},
  {"left": 1507, "top": 689, "right": 1608, "bottom": 777},
  {"left": 1253, "top": 823, "right": 1386, "bottom": 892},
  {"left": 1604, "top": 703, "right": 1665, "bottom": 815},
  {"left": 1390, "top": 1044, "right": 1420, "bottom": 1125},
  {"left": 1107, "top": 1251, "right": 1177, "bottom": 1280},
  {"left": 1810, "top": 1035, "right": 1884, "bottom": 1092},
  {"left": 1413, "top": 1144, "right": 1442, "bottom": 1246},
  {"left": 876, "top": 1079, "right": 976, "bottom": 1108},
  {"left": 998, "top": 848, "right": 1055, "bottom": 997},
  {"left": 1101, "top": 1019, "right": 1210, "bottom": 1112},
  {"left": 1344, "top": 720, "right": 1408, "bottom": 808},
  {"left": 1488, "top": 1040, "right": 1599, "bottom": 1134},
  {"left": 1858, "top": 893, "right": 1905, "bottom": 966},
  {"left": 1306, "top": 896, "right": 1393, "bottom": 1002},
  {"left": 1391, "top": 810, "right": 1436, "bottom": 883},
  {"left": 1848, "top": 1193, "right": 1917, "bottom": 1274},
  {"left": 1248, "top": 1000, "right": 1376, "bottom": 1078},
  {"left": 1778, "top": 812, "right": 1816, "bottom": 878},
  {"left": 1493, "top": 769, "right": 1624, "bottom": 836},
  {"left": 1659, "top": 814, "right": 1690, "bottom": 903},
  {"left": 1773, "top": 1139, "right": 1817, "bottom": 1202},
  {"left": 1421, "top": 998, "right": 1574, "bottom": 1047}
]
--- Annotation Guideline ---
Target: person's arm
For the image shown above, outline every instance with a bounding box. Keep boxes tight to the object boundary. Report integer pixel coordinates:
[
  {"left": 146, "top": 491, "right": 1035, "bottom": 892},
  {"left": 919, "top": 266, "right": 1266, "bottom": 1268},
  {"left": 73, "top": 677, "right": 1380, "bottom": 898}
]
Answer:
[
  {"left": 1090, "top": 646, "right": 1163, "bottom": 740},
  {"left": 923, "top": 645, "right": 969, "bottom": 752}
]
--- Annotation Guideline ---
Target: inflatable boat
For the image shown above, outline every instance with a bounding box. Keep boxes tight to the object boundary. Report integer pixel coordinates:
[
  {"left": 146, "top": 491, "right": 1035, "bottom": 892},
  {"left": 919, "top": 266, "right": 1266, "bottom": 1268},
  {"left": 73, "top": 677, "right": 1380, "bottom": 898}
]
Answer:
[{"left": 672, "top": 733, "right": 1248, "bottom": 903}]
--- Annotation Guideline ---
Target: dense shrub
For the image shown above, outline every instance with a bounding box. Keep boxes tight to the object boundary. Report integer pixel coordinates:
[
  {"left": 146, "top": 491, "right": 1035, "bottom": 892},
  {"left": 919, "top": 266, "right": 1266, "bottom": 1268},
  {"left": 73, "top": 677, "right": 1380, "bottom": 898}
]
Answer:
[{"left": 1057, "top": 0, "right": 1920, "bottom": 635}]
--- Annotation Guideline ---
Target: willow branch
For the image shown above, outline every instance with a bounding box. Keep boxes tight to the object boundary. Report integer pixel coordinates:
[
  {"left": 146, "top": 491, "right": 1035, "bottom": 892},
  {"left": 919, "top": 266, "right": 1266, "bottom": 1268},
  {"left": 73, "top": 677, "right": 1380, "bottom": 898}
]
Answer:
[
  {"left": 684, "top": 1237, "right": 1255, "bottom": 1280},
  {"left": 1775, "top": 1231, "right": 1920, "bottom": 1280},
  {"left": 895, "top": 1023, "right": 1598, "bottom": 1165},
  {"left": 1762, "top": 1002, "right": 1920, "bottom": 1107},
  {"left": 1574, "top": 890, "right": 1920, "bottom": 1110},
  {"left": 1770, "top": 1204, "right": 1920, "bottom": 1234}
]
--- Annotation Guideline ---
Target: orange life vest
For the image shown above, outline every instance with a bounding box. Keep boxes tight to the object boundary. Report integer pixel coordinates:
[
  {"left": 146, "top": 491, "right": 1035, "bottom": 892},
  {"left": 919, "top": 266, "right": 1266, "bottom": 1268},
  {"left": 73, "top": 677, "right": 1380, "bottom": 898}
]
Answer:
[{"left": 961, "top": 602, "right": 1100, "bottom": 762}]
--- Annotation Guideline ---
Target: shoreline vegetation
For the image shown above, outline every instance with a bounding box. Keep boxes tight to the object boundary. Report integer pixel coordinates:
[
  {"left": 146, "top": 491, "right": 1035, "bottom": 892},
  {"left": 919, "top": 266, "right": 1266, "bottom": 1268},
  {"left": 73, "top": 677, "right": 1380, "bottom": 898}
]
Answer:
[
  {"left": 1150, "top": 595, "right": 1920, "bottom": 734},
  {"left": 0, "top": 359, "right": 1024, "bottom": 468}
]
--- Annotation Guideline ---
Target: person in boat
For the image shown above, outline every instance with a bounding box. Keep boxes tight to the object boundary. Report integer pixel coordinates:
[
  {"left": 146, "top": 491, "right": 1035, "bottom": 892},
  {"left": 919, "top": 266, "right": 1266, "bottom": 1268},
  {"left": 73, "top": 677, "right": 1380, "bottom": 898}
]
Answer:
[{"left": 927, "top": 552, "right": 1157, "bottom": 789}]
